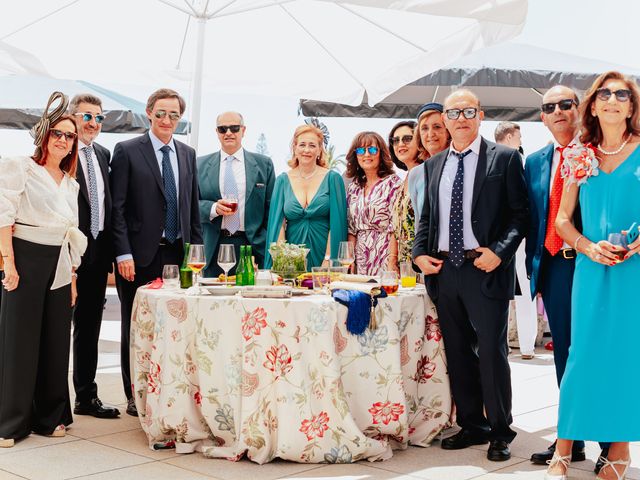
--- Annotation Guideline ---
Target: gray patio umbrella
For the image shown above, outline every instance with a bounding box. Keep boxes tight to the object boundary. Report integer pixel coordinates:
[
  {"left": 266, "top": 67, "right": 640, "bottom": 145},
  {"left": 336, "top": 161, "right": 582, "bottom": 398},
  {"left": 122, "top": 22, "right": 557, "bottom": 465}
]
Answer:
[
  {"left": 0, "top": 75, "right": 190, "bottom": 134},
  {"left": 299, "top": 43, "right": 640, "bottom": 122}
]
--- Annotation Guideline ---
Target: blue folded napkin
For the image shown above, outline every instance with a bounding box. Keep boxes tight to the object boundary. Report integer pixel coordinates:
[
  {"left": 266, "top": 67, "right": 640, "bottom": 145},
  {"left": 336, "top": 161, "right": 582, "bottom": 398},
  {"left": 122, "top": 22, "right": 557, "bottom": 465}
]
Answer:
[{"left": 332, "top": 288, "right": 387, "bottom": 335}]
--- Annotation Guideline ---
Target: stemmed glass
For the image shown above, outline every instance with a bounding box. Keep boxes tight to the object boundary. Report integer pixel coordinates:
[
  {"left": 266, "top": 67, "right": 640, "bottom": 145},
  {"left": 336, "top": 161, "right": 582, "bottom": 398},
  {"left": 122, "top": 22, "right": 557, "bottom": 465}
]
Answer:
[
  {"left": 216, "top": 244, "right": 236, "bottom": 284},
  {"left": 337, "top": 241, "right": 355, "bottom": 272},
  {"left": 187, "top": 244, "right": 206, "bottom": 287}
]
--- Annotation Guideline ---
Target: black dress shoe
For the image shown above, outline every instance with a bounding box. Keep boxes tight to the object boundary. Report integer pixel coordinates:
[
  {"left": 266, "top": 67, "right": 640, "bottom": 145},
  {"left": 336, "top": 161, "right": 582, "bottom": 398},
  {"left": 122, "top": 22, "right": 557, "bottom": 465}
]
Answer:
[
  {"left": 126, "top": 398, "right": 138, "bottom": 417},
  {"left": 594, "top": 448, "right": 609, "bottom": 474},
  {"left": 74, "top": 398, "right": 120, "bottom": 419},
  {"left": 441, "top": 430, "right": 489, "bottom": 450},
  {"left": 487, "top": 440, "right": 511, "bottom": 461},
  {"left": 530, "top": 441, "right": 586, "bottom": 465}
]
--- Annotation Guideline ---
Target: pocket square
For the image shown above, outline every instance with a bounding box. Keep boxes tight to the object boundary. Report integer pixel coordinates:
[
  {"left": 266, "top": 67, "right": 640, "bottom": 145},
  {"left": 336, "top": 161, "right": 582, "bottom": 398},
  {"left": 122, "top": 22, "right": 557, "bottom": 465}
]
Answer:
[{"left": 255, "top": 182, "right": 265, "bottom": 188}]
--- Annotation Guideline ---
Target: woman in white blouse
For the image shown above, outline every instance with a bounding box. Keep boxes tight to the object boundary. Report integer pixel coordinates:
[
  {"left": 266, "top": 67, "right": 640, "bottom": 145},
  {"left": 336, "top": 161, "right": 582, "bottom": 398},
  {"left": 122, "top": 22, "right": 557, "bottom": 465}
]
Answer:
[{"left": 0, "top": 92, "right": 87, "bottom": 448}]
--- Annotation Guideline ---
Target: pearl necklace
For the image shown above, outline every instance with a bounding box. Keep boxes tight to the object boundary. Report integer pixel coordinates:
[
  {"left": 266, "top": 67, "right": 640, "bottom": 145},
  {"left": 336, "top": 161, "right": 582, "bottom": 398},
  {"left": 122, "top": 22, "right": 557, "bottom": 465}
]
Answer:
[
  {"left": 597, "top": 134, "right": 631, "bottom": 155},
  {"left": 297, "top": 166, "right": 317, "bottom": 180}
]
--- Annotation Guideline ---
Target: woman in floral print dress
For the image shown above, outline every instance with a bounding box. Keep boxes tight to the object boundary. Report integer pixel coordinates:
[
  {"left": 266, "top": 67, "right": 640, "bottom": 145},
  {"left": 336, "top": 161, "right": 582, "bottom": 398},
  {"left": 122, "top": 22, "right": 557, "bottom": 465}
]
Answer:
[
  {"left": 345, "top": 132, "right": 402, "bottom": 275},
  {"left": 388, "top": 121, "right": 422, "bottom": 267}
]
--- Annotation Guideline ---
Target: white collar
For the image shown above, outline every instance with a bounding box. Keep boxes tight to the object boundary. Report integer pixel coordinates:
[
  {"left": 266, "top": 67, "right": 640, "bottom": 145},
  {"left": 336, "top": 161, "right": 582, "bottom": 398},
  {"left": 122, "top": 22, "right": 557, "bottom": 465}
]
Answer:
[{"left": 450, "top": 135, "right": 482, "bottom": 156}]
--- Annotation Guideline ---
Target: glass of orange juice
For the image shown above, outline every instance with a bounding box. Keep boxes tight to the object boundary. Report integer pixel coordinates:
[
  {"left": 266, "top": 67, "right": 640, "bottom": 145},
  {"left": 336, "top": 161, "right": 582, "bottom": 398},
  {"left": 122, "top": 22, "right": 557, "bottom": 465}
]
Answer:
[{"left": 400, "top": 261, "right": 417, "bottom": 288}]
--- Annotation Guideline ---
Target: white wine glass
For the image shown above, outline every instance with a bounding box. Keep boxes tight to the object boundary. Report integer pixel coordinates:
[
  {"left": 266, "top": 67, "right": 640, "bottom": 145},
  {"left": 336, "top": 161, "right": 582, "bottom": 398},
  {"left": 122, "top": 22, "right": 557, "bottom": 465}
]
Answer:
[
  {"left": 337, "top": 241, "right": 355, "bottom": 272},
  {"left": 216, "top": 244, "right": 236, "bottom": 284},
  {"left": 187, "top": 244, "right": 206, "bottom": 287}
]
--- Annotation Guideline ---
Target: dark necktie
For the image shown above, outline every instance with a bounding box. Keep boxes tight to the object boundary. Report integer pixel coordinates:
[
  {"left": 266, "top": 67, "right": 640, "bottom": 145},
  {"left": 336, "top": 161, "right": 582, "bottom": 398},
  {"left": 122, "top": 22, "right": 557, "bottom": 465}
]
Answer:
[
  {"left": 83, "top": 145, "right": 100, "bottom": 239},
  {"left": 160, "top": 145, "right": 178, "bottom": 243},
  {"left": 449, "top": 149, "right": 472, "bottom": 268}
]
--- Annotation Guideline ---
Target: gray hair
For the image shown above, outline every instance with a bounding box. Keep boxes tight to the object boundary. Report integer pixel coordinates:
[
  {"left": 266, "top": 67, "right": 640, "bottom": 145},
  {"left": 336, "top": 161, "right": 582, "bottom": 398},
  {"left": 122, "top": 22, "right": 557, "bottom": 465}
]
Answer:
[
  {"left": 216, "top": 111, "right": 245, "bottom": 125},
  {"left": 69, "top": 93, "right": 102, "bottom": 114}
]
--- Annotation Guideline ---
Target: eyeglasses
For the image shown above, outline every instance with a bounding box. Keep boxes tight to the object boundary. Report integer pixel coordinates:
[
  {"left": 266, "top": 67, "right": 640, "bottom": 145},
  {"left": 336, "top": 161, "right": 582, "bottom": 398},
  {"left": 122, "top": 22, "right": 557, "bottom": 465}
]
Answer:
[
  {"left": 216, "top": 125, "right": 242, "bottom": 134},
  {"left": 445, "top": 107, "right": 478, "bottom": 120},
  {"left": 154, "top": 110, "right": 181, "bottom": 121},
  {"left": 73, "top": 112, "right": 105, "bottom": 124},
  {"left": 50, "top": 129, "right": 78, "bottom": 141},
  {"left": 596, "top": 88, "right": 632, "bottom": 102},
  {"left": 541, "top": 99, "right": 577, "bottom": 114},
  {"left": 355, "top": 146, "right": 379, "bottom": 156},
  {"left": 390, "top": 134, "right": 414, "bottom": 146}
]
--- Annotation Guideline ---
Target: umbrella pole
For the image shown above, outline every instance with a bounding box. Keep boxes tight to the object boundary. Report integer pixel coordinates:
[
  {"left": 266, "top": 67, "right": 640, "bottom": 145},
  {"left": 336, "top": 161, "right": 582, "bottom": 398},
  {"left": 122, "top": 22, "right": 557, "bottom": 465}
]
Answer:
[{"left": 189, "top": 16, "right": 206, "bottom": 150}]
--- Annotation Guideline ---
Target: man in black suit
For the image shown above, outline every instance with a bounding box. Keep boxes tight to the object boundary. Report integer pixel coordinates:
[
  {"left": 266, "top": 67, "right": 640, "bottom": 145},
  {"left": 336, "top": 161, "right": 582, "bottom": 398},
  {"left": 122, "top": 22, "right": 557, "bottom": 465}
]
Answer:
[
  {"left": 70, "top": 94, "right": 120, "bottom": 419},
  {"left": 413, "top": 89, "right": 529, "bottom": 461},
  {"left": 111, "top": 88, "right": 203, "bottom": 416}
]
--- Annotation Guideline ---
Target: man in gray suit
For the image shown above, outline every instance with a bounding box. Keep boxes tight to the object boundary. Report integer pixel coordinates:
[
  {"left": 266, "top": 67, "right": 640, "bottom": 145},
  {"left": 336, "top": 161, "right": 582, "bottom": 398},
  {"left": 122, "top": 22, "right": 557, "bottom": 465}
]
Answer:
[{"left": 197, "top": 112, "right": 275, "bottom": 277}]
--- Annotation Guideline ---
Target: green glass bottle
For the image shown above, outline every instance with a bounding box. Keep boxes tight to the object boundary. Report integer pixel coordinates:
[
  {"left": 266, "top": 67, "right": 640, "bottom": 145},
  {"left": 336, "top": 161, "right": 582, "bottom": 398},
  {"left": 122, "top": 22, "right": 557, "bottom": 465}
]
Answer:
[
  {"left": 179, "top": 242, "right": 193, "bottom": 288},
  {"left": 235, "top": 245, "right": 246, "bottom": 286},
  {"left": 245, "top": 246, "right": 255, "bottom": 285}
]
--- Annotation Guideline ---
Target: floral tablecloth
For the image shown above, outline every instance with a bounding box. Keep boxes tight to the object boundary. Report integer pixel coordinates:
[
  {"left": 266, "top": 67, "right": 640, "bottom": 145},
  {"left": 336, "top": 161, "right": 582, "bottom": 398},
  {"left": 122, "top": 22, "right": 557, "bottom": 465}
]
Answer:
[{"left": 131, "top": 286, "right": 452, "bottom": 464}]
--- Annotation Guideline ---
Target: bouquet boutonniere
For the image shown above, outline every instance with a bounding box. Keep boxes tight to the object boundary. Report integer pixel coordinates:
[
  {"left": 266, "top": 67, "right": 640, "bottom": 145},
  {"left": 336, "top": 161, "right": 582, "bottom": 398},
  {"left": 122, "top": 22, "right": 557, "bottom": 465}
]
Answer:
[{"left": 560, "top": 143, "right": 599, "bottom": 188}]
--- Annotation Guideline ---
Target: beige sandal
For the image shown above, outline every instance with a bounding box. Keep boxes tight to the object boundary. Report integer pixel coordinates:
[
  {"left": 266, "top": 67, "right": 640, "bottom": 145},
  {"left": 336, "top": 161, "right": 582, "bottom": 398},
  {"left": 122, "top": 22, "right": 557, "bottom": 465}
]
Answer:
[
  {"left": 47, "top": 425, "right": 66, "bottom": 438},
  {"left": 0, "top": 437, "right": 14, "bottom": 448},
  {"left": 596, "top": 457, "right": 630, "bottom": 480},
  {"left": 545, "top": 450, "right": 571, "bottom": 480}
]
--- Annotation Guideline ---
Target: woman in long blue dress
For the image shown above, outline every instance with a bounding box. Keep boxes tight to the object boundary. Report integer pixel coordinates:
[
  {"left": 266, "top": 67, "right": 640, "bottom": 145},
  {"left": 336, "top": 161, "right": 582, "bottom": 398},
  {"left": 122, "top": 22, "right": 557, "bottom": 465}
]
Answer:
[
  {"left": 265, "top": 124, "right": 347, "bottom": 269},
  {"left": 547, "top": 71, "right": 640, "bottom": 480}
]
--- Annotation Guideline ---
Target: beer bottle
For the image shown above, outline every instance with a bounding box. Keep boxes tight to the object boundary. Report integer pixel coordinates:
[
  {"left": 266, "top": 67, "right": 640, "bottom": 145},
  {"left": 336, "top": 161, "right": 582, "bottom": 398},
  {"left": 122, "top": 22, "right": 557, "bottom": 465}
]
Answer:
[
  {"left": 180, "top": 242, "right": 193, "bottom": 288},
  {"left": 245, "top": 245, "right": 255, "bottom": 285},
  {"left": 236, "top": 245, "right": 246, "bottom": 286}
]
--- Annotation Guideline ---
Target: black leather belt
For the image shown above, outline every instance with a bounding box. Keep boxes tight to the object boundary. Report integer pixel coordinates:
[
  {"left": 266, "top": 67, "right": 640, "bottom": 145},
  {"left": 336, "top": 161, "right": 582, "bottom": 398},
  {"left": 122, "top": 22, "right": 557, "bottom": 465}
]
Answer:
[
  {"left": 559, "top": 248, "right": 576, "bottom": 259},
  {"left": 159, "top": 238, "right": 182, "bottom": 246},
  {"left": 439, "top": 250, "right": 481, "bottom": 260},
  {"left": 221, "top": 229, "right": 245, "bottom": 238}
]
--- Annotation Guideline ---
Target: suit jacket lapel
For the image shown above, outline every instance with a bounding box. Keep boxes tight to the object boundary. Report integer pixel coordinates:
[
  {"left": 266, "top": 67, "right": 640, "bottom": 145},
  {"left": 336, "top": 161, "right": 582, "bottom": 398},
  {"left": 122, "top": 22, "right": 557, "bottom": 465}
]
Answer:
[
  {"left": 139, "top": 134, "right": 164, "bottom": 193},
  {"left": 208, "top": 152, "right": 222, "bottom": 200},
  {"left": 76, "top": 153, "right": 90, "bottom": 205},
  {"left": 431, "top": 149, "right": 448, "bottom": 223},
  {"left": 471, "top": 138, "right": 493, "bottom": 214},
  {"left": 540, "top": 144, "right": 554, "bottom": 217},
  {"left": 244, "top": 151, "right": 258, "bottom": 215},
  {"left": 175, "top": 141, "right": 188, "bottom": 202}
]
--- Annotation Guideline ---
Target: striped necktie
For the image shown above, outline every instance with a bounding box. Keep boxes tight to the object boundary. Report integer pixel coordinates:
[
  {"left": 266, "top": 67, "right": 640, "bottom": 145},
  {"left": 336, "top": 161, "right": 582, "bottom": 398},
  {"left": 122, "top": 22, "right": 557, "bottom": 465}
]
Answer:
[{"left": 83, "top": 145, "right": 100, "bottom": 239}]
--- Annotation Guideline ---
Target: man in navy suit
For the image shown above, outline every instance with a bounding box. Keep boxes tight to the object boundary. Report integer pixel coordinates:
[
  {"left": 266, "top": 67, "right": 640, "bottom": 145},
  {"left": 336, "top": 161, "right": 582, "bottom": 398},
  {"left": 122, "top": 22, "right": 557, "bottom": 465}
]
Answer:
[
  {"left": 70, "top": 94, "right": 120, "bottom": 419},
  {"left": 413, "top": 89, "right": 529, "bottom": 462},
  {"left": 525, "top": 85, "right": 608, "bottom": 472},
  {"left": 111, "top": 88, "right": 203, "bottom": 416}
]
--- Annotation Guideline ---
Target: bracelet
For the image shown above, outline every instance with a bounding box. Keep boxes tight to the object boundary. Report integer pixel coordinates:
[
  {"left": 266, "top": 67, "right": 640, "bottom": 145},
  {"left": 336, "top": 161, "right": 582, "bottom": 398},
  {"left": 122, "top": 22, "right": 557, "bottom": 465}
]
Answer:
[
  {"left": 573, "top": 234, "right": 584, "bottom": 251},
  {"left": 71, "top": 272, "right": 78, "bottom": 278},
  {"left": 1, "top": 254, "right": 11, "bottom": 258}
]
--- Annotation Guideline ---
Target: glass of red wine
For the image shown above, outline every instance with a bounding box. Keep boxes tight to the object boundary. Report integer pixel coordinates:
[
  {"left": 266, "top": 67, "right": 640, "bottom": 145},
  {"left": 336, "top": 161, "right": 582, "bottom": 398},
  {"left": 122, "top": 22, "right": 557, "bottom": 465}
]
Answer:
[
  {"left": 607, "top": 233, "right": 627, "bottom": 261},
  {"left": 223, "top": 194, "right": 239, "bottom": 213}
]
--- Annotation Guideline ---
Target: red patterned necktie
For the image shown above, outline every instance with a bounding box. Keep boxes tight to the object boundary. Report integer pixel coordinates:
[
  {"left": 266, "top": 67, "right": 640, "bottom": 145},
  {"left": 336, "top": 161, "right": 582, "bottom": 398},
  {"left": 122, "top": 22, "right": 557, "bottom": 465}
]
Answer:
[{"left": 544, "top": 146, "right": 565, "bottom": 255}]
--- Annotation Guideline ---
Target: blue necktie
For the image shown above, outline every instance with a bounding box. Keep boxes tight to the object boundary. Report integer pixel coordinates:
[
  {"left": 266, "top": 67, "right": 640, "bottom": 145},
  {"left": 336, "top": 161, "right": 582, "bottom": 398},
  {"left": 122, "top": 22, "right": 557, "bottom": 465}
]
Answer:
[
  {"left": 83, "top": 146, "right": 100, "bottom": 239},
  {"left": 161, "top": 145, "right": 178, "bottom": 243},
  {"left": 223, "top": 156, "right": 240, "bottom": 234},
  {"left": 449, "top": 149, "right": 472, "bottom": 268}
]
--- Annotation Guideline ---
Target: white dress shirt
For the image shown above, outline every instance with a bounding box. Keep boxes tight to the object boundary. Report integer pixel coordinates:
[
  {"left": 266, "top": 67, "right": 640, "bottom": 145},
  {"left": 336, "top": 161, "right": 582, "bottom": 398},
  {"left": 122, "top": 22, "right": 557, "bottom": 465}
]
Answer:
[
  {"left": 0, "top": 156, "right": 87, "bottom": 289},
  {"left": 437, "top": 135, "right": 482, "bottom": 251},
  {"left": 209, "top": 148, "right": 247, "bottom": 231},
  {"left": 78, "top": 140, "right": 106, "bottom": 232}
]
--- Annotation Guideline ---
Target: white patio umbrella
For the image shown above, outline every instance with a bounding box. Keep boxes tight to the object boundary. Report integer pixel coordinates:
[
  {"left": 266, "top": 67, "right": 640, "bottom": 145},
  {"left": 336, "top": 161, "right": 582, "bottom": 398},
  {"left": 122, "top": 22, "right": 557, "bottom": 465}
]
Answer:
[
  {"left": 0, "top": 75, "right": 190, "bottom": 134},
  {"left": 0, "top": 0, "right": 527, "bottom": 148}
]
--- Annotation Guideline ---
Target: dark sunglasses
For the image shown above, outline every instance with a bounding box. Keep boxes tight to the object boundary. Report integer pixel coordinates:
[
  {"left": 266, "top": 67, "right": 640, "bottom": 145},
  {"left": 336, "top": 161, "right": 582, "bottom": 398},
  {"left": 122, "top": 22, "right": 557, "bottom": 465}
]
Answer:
[
  {"left": 541, "top": 98, "right": 577, "bottom": 114},
  {"left": 154, "top": 110, "right": 181, "bottom": 121},
  {"left": 50, "top": 129, "right": 77, "bottom": 141},
  {"left": 355, "top": 146, "right": 379, "bottom": 156},
  {"left": 445, "top": 107, "right": 478, "bottom": 120},
  {"left": 596, "top": 88, "right": 632, "bottom": 102},
  {"left": 390, "top": 134, "right": 414, "bottom": 146},
  {"left": 217, "top": 125, "right": 242, "bottom": 134},
  {"left": 74, "top": 112, "right": 105, "bottom": 124}
]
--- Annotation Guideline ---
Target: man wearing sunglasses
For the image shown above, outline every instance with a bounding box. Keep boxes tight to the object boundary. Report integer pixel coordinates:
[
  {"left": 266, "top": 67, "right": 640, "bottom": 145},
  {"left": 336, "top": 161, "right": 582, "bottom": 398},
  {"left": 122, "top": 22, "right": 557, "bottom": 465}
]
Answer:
[
  {"left": 413, "top": 89, "right": 529, "bottom": 462},
  {"left": 524, "top": 85, "right": 609, "bottom": 473},
  {"left": 110, "top": 88, "right": 203, "bottom": 416},
  {"left": 68, "top": 94, "right": 120, "bottom": 420},
  {"left": 197, "top": 111, "right": 275, "bottom": 277}
]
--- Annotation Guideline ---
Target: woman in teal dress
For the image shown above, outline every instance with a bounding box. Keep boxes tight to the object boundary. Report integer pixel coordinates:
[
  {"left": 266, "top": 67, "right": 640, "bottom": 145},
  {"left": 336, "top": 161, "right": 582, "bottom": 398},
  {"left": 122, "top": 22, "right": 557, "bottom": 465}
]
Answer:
[
  {"left": 546, "top": 71, "right": 640, "bottom": 480},
  {"left": 265, "top": 124, "right": 347, "bottom": 269}
]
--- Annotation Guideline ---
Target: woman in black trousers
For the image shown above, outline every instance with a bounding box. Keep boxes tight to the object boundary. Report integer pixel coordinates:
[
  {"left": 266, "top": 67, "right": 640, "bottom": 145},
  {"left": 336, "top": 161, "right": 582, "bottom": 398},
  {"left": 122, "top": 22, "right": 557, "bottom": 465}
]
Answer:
[{"left": 0, "top": 92, "right": 87, "bottom": 447}]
